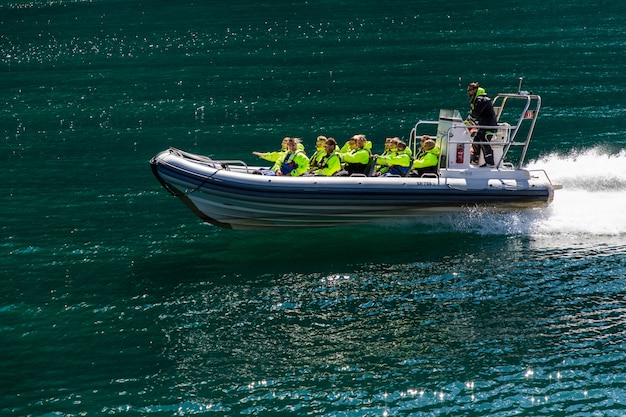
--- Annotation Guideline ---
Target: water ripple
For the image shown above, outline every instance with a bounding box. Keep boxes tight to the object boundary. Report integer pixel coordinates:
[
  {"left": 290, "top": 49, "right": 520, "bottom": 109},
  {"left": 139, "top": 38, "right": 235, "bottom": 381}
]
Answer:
[{"left": 120, "top": 243, "right": 622, "bottom": 416}]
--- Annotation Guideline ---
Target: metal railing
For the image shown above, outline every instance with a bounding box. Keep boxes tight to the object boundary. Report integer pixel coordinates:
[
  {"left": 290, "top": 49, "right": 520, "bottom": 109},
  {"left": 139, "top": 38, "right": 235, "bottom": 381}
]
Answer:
[
  {"left": 168, "top": 147, "right": 252, "bottom": 172},
  {"left": 408, "top": 93, "right": 542, "bottom": 171}
]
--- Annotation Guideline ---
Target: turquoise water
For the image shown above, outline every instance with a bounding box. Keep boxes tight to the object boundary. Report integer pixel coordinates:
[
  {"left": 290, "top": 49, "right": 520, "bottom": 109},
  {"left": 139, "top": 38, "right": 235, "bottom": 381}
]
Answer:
[{"left": 3, "top": 0, "right": 626, "bottom": 415}]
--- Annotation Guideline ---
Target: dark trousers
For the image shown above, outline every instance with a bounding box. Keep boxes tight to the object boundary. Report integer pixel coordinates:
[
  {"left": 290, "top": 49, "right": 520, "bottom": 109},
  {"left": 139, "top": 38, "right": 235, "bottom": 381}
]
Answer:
[{"left": 471, "top": 130, "right": 495, "bottom": 165}]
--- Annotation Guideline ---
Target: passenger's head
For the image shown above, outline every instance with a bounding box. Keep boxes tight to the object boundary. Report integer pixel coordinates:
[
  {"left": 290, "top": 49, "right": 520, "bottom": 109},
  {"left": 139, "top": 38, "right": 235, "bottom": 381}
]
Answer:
[
  {"left": 423, "top": 139, "right": 436, "bottom": 151},
  {"left": 397, "top": 141, "right": 407, "bottom": 151},
  {"left": 325, "top": 137, "right": 337, "bottom": 151},
  {"left": 281, "top": 137, "right": 291, "bottom": 150},
  {"left": 355, "top": 134, "right": 367, "bottom": 149},
  {"left": 348, "top": 136, "right": 358, "bottom": 149},
  {"left": 286, "top": 137, "right": 300, "bottom": 151},
  {"left": 316, "top": 135, "right": 327, "bottom": 148}
]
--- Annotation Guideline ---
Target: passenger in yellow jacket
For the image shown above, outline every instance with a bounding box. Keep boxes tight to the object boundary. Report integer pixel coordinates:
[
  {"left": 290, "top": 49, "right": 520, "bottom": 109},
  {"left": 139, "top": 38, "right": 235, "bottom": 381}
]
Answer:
[
  {"left": 339, "top": 135, "right": 372, "bottom": 154},
  {"left": 376, "top": 141, "right": 412, "bottom": 176},
  {"left": 276, "top": 138, "right": 310, "bottom": 176},
  {"left": 339, "top": 136, "right": 357, "bottom": 153},
  {"left": 337, "top": 135, "right": 371, "bottom": 176},
  {"left": 253, "top": 137, "right": 305, "bottom": 163},
  {"left": 411, "top": 139, "right": 440, "bottom": 177},
  {"left": 374, "top": 137, "right": 399, "bottom": 175},
  {"left": 381, "top": 137, "right": 396, "bottom": 157},
  {"left": 308, "top": 135, "right": 328, "bottom": 171},
  {"left": 252, "top": 137, "right": 289, "bottom": 163},
  {"left": 311, "top": 138, "right": 342, "bottom": 176}
]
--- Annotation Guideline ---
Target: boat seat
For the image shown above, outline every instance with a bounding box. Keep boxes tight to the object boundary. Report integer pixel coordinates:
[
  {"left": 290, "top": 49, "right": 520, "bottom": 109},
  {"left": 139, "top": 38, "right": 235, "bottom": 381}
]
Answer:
[
  {"left": 363, "top": 157, "right": 377, "bottom": 177},
  {"left": 350, "top": 157, "right": 377, "bottom": 177}
]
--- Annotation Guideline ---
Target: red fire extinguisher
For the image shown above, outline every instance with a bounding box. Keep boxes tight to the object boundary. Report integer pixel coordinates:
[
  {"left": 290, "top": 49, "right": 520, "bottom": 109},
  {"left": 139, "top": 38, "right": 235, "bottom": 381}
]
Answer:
[{"left": 456, "top": 144, "right": 464, "bottom": 163}]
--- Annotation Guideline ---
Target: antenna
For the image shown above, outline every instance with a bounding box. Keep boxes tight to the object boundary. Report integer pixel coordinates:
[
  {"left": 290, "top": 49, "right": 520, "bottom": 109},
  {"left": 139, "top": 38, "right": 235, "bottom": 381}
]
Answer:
[{"left": 517, "top": 77, "right": 524, "bottom": 94}]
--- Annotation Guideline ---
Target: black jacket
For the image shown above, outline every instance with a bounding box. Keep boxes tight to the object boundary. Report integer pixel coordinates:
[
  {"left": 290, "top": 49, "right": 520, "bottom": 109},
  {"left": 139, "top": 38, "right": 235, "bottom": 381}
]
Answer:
[{"left": 470, "top": 94, "right": 497, "bottom": 128}]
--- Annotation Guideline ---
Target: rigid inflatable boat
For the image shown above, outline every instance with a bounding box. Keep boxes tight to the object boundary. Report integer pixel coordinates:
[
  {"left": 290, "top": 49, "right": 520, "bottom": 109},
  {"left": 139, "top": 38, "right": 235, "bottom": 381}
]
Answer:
[{"left": 150, "top": 92, "right": 558, "bottom": 230}]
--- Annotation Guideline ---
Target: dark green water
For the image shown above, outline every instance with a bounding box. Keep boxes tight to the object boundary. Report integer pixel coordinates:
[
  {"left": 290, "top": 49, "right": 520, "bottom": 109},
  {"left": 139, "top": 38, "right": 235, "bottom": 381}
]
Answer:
[{"left": 3, "top": 0, "right": 626, "bottom": 415}]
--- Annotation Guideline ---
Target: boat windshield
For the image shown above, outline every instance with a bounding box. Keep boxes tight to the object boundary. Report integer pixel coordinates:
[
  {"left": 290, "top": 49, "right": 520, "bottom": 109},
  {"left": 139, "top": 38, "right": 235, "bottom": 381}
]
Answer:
[{"left": 438, "top": 109, "right": 463, "bottom": 121}]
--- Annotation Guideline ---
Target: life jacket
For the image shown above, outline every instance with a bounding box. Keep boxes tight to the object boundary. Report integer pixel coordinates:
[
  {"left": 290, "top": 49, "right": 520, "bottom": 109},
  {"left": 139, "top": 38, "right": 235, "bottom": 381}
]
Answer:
[
  {"left": 280, "top": 151, "right": 300, "bottom": 175},
  {"left": 411, "top": 147, "right": 440, "bottom": 177},
  {"left": 345, "top": 148, "right": 371, "bottom": 175},
  {"left": 309, "top": 148, "right": 326, "bottom": 169},
  {"left": 318, "top": 151, "right": 338, "bottom": 169}
]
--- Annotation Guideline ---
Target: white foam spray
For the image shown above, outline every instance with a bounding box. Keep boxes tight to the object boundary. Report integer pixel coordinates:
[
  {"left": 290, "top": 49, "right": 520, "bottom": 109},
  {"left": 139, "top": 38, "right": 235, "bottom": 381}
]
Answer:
[
  {"left": 527, "top": 147, "right": 626, "bottom": 237},
  {"left": 385, "top": 147, "right": 626, "bottom": 239}
]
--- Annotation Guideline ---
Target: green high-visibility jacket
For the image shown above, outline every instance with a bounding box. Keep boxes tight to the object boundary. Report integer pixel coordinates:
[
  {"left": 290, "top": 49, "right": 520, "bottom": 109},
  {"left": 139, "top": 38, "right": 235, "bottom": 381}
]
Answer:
[
  {"left": 377, "top": 149, "right": 411, "bottom": 168},
  {"left": 309, "top": 146, "right": 327, "bottom": 169},
  {"left": 313, "top": 152, "right": 341, "bottom": 176},
  {"left": 412, "top": 147, "right": 440, "bottom": 169},
  {"left": 276, "top": 150, "right": 310, "bottom": 176}
]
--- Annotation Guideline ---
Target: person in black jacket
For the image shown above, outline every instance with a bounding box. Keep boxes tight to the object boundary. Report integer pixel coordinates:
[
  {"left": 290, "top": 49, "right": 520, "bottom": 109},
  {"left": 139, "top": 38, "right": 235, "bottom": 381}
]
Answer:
[{"left": 467, "top": 82, "right": 497, "bottom": 167}]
